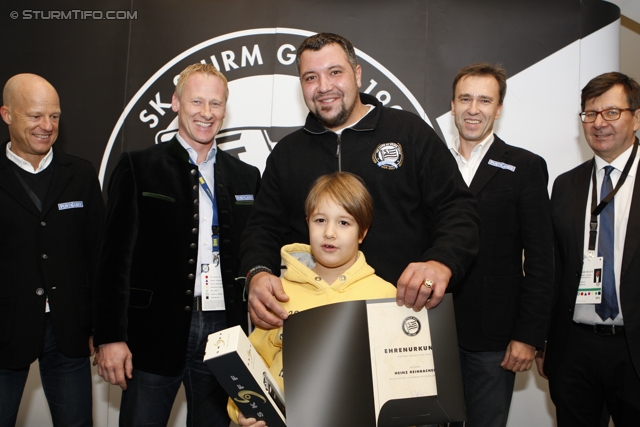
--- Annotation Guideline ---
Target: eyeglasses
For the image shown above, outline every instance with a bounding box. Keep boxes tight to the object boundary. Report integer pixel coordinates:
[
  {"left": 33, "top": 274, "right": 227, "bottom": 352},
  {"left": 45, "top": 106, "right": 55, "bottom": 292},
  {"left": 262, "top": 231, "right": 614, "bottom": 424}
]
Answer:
[{"left": 579, "top": 108, "right": 635, "bottom": 123}]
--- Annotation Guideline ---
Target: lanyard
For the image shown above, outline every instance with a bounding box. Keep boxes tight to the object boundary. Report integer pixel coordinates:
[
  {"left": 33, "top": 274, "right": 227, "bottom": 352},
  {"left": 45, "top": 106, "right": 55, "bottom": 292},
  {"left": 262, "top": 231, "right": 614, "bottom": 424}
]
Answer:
[
  {"left": 189, "top": 158, "right": 219, "bottom": 252},
  {"left": 588, "top": 141, "right": 638, "bottom": 251}
]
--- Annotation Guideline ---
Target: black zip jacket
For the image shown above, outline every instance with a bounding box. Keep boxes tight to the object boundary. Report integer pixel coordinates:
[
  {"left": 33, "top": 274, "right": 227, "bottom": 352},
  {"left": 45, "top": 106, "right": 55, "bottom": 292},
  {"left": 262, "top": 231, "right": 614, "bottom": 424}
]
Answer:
[{"left": 241, "top": 93, "right": 479, "bottom": 286}]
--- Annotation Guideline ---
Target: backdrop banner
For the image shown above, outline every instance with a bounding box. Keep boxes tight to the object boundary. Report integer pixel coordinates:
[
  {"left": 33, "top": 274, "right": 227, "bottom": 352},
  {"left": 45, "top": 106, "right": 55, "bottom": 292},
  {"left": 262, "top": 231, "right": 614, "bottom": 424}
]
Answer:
[{"left": 0, "top": 0, "right": 620, "bottom": 188}]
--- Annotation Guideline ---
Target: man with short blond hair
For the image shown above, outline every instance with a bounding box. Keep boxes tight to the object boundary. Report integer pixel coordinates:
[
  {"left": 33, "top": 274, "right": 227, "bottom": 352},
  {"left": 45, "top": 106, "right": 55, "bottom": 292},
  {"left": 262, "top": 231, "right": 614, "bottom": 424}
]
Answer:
[{"left": 94, "top": 63, "right": 260, "bottom": 426}]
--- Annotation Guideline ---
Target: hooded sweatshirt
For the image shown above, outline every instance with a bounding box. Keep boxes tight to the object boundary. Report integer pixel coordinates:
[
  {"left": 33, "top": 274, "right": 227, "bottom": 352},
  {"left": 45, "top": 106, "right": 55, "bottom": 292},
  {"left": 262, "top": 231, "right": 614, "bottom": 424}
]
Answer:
[{"left": 228, "top": 243, "right": 396, "bottom": 423}]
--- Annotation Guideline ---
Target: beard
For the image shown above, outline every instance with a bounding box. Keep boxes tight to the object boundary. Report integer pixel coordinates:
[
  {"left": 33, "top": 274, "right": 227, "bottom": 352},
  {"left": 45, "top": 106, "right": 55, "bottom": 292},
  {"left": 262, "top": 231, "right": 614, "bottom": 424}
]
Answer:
[{"left": 315, "top": 96, "right": 357, "bottom": 129}]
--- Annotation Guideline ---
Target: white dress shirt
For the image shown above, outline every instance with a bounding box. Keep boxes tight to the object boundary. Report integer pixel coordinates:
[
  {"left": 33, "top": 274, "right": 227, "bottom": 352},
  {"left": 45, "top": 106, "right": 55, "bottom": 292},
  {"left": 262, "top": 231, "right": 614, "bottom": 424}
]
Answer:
[
  {"left": 6, "top": 141, "right": 53, "bottom": 173},
  {"left": 447, "top": 133, "right": 495, "bottom": 186},
  {"left": 574, "top": 143, "right": 639, "bottom": 325},
  {"left": 176, "top": 134, "right": 217, "bottom": 299}
]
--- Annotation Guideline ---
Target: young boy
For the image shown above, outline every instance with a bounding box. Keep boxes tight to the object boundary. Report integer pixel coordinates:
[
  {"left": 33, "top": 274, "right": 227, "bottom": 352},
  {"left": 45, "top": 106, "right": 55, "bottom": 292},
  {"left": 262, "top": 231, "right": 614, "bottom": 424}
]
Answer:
[{"left": 230, "top": 172, "right": 397, "bottom": 426}]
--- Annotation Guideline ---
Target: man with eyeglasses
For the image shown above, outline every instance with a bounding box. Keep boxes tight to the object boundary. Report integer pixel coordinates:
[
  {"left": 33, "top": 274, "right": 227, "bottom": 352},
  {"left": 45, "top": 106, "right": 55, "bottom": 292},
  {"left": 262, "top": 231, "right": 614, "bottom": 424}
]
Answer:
[
  {"left": 535, "top": 72, "right": 640, "bottom": 426},
  {"left": 443, "top": 63, "right": 554, "bottom": 427}
]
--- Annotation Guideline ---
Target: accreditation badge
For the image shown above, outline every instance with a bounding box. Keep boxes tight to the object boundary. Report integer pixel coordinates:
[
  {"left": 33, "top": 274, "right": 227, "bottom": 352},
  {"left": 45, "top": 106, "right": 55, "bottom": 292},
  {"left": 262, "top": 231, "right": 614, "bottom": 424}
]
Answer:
[
  {"left": 201, "top": 257, "right": 225, "bottom": 311},
  {"left": 576, "top": 256, "right": 603, "bottom": 304}
]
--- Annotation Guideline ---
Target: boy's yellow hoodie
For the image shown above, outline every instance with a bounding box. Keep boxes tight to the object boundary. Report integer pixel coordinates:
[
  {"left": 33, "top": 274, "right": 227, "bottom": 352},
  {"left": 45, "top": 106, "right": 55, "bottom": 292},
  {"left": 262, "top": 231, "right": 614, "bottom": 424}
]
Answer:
[{"left": 227, "top": 243, "right": 397, "bottom": 423}]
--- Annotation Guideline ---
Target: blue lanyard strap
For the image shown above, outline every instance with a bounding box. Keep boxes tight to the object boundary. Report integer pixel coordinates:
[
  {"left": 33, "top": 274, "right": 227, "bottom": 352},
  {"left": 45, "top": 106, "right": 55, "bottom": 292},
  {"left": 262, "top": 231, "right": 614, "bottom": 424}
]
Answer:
[{"left": 189, "top": 158, "right": 219, "bottom": 251}]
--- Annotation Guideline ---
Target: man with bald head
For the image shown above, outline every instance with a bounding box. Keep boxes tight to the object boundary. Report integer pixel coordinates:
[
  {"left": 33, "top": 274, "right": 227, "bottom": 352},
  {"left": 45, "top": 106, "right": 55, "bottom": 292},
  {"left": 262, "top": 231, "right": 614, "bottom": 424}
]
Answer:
[{"left": 0, "top": 74, "right": 104, "bottom": 426}]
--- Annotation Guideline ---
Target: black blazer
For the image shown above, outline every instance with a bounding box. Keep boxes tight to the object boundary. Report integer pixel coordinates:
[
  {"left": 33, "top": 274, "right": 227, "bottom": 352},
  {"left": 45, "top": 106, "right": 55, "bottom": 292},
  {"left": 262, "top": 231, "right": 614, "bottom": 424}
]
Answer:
[
  {"left": 93, "top": 137, "right": 260, "bottom": 376},
  {"left": 545, "top": 154, "right": 640, "bottom": 377},
  {"left": 0, "top": 143, "right": 104, "bottom": 368},
  {"left": 451, "top": 136, "right": 554, "bottom": 351}
]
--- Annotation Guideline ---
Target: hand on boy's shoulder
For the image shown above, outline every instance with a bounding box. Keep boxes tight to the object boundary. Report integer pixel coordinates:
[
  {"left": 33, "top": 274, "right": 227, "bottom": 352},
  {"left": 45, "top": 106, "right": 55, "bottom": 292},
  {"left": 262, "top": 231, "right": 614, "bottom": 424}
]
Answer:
[
  {"left": 248, "top": 272, "right": 290, "bottom": 329},
  {"left": 395, "top": 260, "right": 452, "bottom": 311}
]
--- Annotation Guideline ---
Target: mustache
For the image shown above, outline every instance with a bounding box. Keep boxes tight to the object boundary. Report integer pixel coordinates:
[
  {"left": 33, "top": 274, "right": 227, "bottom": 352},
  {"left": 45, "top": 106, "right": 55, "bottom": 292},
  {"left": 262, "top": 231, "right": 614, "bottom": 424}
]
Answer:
[{"left": 314, "top": 91, "right": 343, "bottom": 101}]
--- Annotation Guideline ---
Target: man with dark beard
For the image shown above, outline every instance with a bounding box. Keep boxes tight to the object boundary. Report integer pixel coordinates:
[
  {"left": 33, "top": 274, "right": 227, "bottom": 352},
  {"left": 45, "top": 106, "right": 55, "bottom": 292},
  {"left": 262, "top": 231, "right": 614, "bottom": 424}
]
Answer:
[{"left": 240, "top": 33, "right": 480, "bottom": 331}]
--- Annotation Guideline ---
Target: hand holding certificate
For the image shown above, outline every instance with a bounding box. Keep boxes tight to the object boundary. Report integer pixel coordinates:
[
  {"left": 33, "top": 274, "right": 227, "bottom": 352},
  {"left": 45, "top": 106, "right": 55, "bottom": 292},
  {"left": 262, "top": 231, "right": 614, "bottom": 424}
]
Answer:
[{"left": 283, "top": 295, "right": 465, "bottom": 427}]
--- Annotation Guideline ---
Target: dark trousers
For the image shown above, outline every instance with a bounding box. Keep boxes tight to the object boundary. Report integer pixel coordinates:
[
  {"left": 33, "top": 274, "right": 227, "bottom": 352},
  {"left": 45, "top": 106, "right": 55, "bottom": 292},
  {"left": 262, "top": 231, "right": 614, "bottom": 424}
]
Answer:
[
  {"left": 0, "top": 317, "right": 92, "bottom": 427},
  {"left": 119, "top": 310, "right": 229, "bottom": 427},
  {"left": 452, "top": 348, "right": 515, "bottom": 427},
  {"left": 423, "top": 348, "right": 515, "bottom": 427},
  {"left": 549, "top": 322, "right": 640, "bottom": 426}
]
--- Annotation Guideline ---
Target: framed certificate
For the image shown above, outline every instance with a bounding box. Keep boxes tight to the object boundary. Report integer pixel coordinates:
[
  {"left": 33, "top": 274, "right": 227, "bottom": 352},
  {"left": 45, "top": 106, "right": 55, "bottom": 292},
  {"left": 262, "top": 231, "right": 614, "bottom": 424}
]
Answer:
[
  {"left": 366, "top": 299, "right": 437, "bottom": 422},
  {"left": 283, "top": 294, "right": 465, "bottom": 427}
]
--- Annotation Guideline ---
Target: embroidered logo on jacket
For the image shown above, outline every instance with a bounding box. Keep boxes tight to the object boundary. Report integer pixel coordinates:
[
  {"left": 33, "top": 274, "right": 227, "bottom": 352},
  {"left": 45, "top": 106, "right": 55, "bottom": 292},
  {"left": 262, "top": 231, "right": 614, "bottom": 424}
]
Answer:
[{"left": 372, "top": 142, "right": 404, "bottom": 170}]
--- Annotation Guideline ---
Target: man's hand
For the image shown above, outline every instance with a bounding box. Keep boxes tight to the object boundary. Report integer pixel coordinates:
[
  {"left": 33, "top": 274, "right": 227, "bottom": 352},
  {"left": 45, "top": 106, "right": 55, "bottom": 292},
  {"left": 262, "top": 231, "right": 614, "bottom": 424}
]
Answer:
[
  {"left": 89, "top": 335, "right": 95, "bottom": 356},
  {"left": 500, "top": 340, "right": 535, "bottom": 372},
  {"left": 248, "top": 272, "right": 289, "bottom": 329},
  {"left": 534, "top": 350, "right": 547, "bottom": 379},
  {"left": 396, "top": 261, "right": 452, "bottom": 311},
  {"left": 238, "top": 412, "right": 267, "bottom": 427},
  {"left": 96, "top": 342, "right": 133, "bottom": 390}
]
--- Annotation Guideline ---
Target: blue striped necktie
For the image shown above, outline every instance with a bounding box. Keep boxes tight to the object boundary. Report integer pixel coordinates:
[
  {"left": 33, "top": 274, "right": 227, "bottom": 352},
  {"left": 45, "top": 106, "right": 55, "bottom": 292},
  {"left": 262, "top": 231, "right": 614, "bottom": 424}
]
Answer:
[{"left": 596, "top": 165, "right": 619, "bottom": 320}]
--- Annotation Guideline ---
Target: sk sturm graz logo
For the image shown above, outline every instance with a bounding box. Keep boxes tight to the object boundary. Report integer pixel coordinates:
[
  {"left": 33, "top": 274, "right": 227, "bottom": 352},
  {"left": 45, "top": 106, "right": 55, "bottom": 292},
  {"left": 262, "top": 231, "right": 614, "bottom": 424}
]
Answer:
[
  {"left": 99, "top": 28, "right": 429, "bottom": 185},
  {"left": 372, "top": 142, "right": 404, "bottom": 170},
  {"left": 402, "top": 316, "right": 421, "bottom": 336}
]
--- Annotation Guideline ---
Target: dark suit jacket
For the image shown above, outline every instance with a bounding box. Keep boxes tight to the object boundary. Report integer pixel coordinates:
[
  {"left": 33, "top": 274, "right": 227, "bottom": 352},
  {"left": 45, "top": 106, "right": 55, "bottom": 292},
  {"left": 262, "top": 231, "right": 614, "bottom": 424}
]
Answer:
[
  {"left": 545, "top": 154, "right": 640, "bottom": 377},
  {"left": 93, "top": 137, "right": 260, "bottom": 376},
  {"left": 451, "top": 136, "right": 554, "bottom": 351},
  {"left": 0, "top": 142, "right": 104, "bottom": 368}
]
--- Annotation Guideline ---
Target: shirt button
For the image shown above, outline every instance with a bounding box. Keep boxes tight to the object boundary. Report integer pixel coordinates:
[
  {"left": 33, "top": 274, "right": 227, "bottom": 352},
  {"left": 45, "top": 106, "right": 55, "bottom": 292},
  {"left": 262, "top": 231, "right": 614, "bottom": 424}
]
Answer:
[
  {"left": 194, "top": 199, "right": 199, "bottom": 205},
  {"left": 40, "top": 221, "right": 46, "bottom": 227},
  {"left": 185, "top": 306, "right": 192, "bottom": 311},
  {"left": 339, "top": 275, "right": 346, "bottom": 281},
  {"left": 192, "top": 228, "right": 198, "bottom": 234},
  {"left": 193, "top": 214, "right": 199, "bottom": 220},
  {"left": 36, "top": 288, "right": 45, "bottom": 296},
  {"left": 41, "top": 254, "right": 48, "bottom": 260},
  {"left": 314, "top": 276, "right": 322, "bottom": 281},
  {"left": 185, "top": 289, "right": 193, "bottom": 296},
  {"left": 190, "top": 243, "right": 197, "bottom": 249},
  {"left": 188, "top": 259, "right": 195, "bottom": 265},
  {"left": 191, "top": 169, "right": 197, "bottom": 176},
  {"left": 193, "top": 185, "right": 198, "bottom": 191},
  {"left": 188, "top": 274, "right": 195, "bottom": 280}
]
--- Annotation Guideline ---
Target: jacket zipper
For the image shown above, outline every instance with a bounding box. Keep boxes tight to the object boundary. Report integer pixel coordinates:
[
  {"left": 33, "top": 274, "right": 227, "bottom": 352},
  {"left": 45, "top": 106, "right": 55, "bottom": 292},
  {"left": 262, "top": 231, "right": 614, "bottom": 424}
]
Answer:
[{"left": 336, "top": 134, "right": 342, "bottom": 172}]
